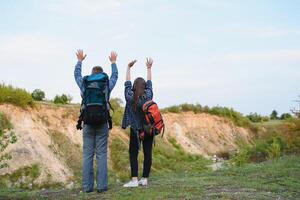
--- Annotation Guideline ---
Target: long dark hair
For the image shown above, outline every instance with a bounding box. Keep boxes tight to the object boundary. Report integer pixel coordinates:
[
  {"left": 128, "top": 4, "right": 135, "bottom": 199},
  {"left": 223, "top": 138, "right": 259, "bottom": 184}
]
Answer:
[{"left": 132, "top": 77, "right": 146, "bottom": 111}]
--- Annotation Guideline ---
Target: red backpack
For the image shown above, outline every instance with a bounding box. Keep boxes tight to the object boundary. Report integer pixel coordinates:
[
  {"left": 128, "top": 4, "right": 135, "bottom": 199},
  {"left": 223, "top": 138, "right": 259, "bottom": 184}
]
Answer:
[{"left": 141, "top": 100, "right": 165, "bottom": 138}]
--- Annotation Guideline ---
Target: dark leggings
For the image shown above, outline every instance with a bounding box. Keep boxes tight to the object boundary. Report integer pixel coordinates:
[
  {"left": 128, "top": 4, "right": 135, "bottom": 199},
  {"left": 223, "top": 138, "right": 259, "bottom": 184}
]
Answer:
[{"left": 129, "top": 128, "right": 154, "bottom": 178}]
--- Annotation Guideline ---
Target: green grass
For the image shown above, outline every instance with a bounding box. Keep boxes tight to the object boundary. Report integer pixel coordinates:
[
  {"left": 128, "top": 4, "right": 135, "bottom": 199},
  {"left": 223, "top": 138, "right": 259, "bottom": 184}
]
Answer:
[
  {"left": 230, "top": 117, "right": 300, "bottom": 166},
  {"left": 109, "top": 138, "right": 130, "bottom": 181},
  {"left": 0, "top": 83, "right": 34, "bottom": 107},
  {"left": 152, "top": 137, "right": 210, "bottom": 173},
  {"left": 0, "top": 112, "right": 12, "bottom": 130},
  {"left": 0, "top": 164, "right": 40, "bottom": 189},
  {"left": 1, "top": 156, "right": 299, "bottom": 199},
  {"left": 109, "top": 134, "right": 210, "bottom": 184},
  {"left": 259, "top": 119, "right": 283, "bottom": 127}
]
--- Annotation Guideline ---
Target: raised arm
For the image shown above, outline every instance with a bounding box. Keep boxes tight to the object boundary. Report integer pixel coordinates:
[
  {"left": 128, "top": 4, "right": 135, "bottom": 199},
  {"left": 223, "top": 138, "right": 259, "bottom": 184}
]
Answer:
[
  {"left": 124, "top": 60, "right": 137, "bottom": 102},
  {"left": 108, "top": 51, "right": 118, "bottom": 91},
  {"left": 126, "top": 60, "right": 137, "bottom": 81},
  {"left": 74, "top": 49, "right": 87, "bottom": 93},
  {"left": 146, "top": 57, "right": 153, "bottom": 81}
]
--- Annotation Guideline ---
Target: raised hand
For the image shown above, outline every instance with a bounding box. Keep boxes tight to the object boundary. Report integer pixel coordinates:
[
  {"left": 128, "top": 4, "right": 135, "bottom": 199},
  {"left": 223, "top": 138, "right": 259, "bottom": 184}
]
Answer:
[
  {"left": 146, "top": 57, "right": 153, "bottom": 69},
  {"left": 76, "top": 49, "right": 87, "bottom": 62},
  {"left": 109, "top": 51, "right": 118, "bottom": 64},
  {"left": 128, "top": 60, "right": 137, "bottom": 68}
]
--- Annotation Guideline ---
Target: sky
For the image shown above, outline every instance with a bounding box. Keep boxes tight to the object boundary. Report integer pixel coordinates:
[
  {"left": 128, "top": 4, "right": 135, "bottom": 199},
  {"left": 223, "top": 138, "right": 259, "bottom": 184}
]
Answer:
[{"left": 0, "top": 0, "right": 299, "bottom": 115}]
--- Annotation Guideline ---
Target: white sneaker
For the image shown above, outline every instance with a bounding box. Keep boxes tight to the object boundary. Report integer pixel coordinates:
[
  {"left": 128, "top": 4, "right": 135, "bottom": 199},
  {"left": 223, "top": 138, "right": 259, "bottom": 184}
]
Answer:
[
  {"left": 138, "top": 178, "right": 148, "bottom": 186},
  {"left": 123, "top": 180, "right": 139, "bottom": 188}
]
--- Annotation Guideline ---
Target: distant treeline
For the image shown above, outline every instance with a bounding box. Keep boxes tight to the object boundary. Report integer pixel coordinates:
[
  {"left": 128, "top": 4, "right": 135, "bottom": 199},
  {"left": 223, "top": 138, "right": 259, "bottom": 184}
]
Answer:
[
  {"left": 162, "top": 103, "right": 255, "bottom": 129},
  {"left": 162, "top": 103, "right": 293, "bottom": 124},
  {"left": 0, "top": 83, "right": 294, "bottom": 125}
]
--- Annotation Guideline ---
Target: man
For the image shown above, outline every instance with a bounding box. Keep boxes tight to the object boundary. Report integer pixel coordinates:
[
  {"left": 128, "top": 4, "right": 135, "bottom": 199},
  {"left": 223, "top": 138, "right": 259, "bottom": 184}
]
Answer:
[{"left": 74, "top": 49, "right": 118, "bottom": 193}]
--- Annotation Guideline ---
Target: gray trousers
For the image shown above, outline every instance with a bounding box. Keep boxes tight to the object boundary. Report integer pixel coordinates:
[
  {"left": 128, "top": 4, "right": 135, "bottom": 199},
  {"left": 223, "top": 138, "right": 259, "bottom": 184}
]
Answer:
[{"left": 82, "top": 124, "right": 108, "bottom": 191}]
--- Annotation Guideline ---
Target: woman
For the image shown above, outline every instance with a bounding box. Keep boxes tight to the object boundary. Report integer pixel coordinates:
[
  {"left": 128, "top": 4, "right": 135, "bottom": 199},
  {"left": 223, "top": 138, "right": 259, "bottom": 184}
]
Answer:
[{"left": 121, "top": 58, "right": 154, "bottom": 187}]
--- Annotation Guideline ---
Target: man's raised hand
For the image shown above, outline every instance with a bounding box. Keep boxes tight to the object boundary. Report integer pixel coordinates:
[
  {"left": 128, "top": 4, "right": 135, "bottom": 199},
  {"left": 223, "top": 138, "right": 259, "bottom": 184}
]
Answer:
[
  {"left": 146, "top": 58, "right": 153, "bottom": 69},
  {"left": 76, "top": 49, "right": 87, "bottom": 62},
  {"left": 128, "top": 60, "right": 137, "bottom": 68},
  {"left": 109, "top": 51, "right": 118, "bottom": 64}
]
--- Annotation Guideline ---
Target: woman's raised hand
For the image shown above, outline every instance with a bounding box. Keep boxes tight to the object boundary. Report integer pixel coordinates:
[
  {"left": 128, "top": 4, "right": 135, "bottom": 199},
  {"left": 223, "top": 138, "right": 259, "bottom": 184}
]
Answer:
[
  {"left": 76, "top": 49, "right": 87, "bottom": 62},
  {"left": 146, "top": 58, "right": 153, "bottom": 69},
  {"left": 128, "top": 60, "right": 137, "bottom": 68}
]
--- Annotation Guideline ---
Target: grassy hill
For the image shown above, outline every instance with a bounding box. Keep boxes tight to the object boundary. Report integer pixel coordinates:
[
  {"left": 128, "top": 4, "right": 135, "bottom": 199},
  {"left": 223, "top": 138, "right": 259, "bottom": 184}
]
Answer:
[{"left": 0, "top": 84, "right": 299, "bottom": 199}]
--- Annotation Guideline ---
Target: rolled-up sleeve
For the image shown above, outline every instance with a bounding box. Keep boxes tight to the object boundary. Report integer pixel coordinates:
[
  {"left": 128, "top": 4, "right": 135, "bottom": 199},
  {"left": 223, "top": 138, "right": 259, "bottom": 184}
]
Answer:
[
  {"left": 124, "top": 81, "right": 133, "bottom": 102},
  {"left": 145, "top": 80, "right": 153, "bottom": 100}
]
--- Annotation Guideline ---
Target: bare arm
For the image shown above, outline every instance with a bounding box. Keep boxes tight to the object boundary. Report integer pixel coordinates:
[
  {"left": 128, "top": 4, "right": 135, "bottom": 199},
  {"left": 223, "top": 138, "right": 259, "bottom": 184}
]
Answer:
[
  {"left": 146, "top": 58, "right": 153, "bottom": 81},
  {"left": 126, "top": 60, "right": 137, "bottom": 81}
]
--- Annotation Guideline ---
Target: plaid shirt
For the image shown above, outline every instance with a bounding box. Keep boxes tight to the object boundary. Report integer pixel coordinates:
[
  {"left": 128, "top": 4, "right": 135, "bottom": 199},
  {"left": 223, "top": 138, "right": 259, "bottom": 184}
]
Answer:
[{"left": 121, "top": 80, "right": 153, "bottom": 130}]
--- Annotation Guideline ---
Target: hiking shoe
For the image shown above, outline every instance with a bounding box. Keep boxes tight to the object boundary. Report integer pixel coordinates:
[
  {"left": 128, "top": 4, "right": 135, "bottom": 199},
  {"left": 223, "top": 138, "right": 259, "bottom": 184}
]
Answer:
[
  {"left": 97, "top": 188, "right": 108, "bottom": 193},
  {"left": 81, "top": 189, "right": 93, "bottom": 193},
  {"left": 123, "top": 180, "right": 139, "bottom": 188},
  {"left": 138, "top": 178, "right": 148, "bottom": 186}
]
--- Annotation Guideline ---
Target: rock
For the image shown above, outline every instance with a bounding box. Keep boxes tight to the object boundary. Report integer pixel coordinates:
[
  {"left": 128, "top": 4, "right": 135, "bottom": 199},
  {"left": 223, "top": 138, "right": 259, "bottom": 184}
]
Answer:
[
  {"left": 66, "top": 182, "right": 74, "bottom": 189},
  {"left": 28, "top": 183, "right": 33, "bottom": 189},
  {"left": 212, "top": 155, "right": 218, "bottom": 162}
]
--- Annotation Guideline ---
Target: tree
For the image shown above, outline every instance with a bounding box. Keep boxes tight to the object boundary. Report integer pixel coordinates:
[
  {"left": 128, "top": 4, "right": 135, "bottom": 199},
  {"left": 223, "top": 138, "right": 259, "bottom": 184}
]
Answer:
[
  {"left": 246, "top": 112, "right": 263, "bottom": 123},
  {"left": 53, "top": 94, "right": 72, "bottom": 104},
  {"left": 280, "top": 113, "right": 292, "bottom": 120},
  {"left": 270, "top": 110, "right": 279, "bottom": 120},
  {"left": 31, "top": 89, "right": 45, "bottom": 101}
]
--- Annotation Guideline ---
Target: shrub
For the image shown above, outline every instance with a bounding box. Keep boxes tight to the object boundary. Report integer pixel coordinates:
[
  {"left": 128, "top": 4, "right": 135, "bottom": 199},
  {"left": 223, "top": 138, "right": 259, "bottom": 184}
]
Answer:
[
  {"left": 110, "top": 98, "right": 124, "bottom": 126},
  {"left": 246, "top": 112, "right": 269, "bottom": 123},
  {"left": 267, "top": 137, "right": 282, "bottom": 160},
  {"left": 161, "top": 105, "right": 181, "bottom": 113},
  {"left": 0, "top": 164, "right": 40, "bottom": 188},
  {"left": 53, "top": 94, "right": 72, "bottom": 104},
  {"left": 162, "top": 103, "right": 254, "bottom": 129},
  {"left": 270, "top": 110, "right": 279, "bottom": 120},
  {"left": 231, "top": 117, "right": 300, "bottom": 166},
  {"left": 207, "top": 106, "right": 253, "bottom": 128},
  {"left": 281, "top": 118, "right": 300, "bottom": 154},
  {"left": 0, "top": 83, "right": 34, "bottom": 107},
  {"left": 280, "top": 113, "right": 292, "bottom": 120},
  {"left": 0, "top": 112, "right": 17, "bottom": 169},
  {"left": 31, "top": 89, "right": 45, "bottom": 101}
]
